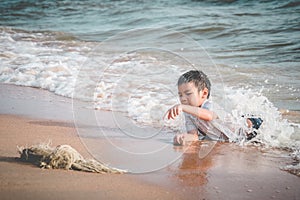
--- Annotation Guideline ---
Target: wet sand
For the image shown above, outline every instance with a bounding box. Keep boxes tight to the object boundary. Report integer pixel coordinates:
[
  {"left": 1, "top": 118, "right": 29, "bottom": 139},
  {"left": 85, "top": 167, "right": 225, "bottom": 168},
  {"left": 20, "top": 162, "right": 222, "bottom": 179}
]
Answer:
[
  {"left": 0, "top": 114, "right": 179, "bottom": 200},
  {"left": 1, "top": 84, "right": 299, "bottom": 200}
]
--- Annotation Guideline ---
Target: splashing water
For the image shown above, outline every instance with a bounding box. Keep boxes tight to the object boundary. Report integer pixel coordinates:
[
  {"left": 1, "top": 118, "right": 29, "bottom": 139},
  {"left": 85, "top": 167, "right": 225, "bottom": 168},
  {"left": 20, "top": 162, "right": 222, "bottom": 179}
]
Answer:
[{"left": 223, "top": 87, "right": 298, "bottom": 150}]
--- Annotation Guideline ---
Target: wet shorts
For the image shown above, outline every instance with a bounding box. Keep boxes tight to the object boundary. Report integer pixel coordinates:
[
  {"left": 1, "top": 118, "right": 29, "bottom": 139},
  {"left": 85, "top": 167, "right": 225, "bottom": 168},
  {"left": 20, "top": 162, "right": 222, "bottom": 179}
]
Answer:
[{"left": 246, "top": 117, "right": 263, "bottom": 140}]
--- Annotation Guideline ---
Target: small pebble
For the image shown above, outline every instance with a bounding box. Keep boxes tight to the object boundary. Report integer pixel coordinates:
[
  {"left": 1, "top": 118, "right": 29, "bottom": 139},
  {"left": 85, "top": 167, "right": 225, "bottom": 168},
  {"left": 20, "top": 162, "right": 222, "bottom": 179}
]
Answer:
[{"left": 247, "top": 189, "right": 252, "bottom": 193}]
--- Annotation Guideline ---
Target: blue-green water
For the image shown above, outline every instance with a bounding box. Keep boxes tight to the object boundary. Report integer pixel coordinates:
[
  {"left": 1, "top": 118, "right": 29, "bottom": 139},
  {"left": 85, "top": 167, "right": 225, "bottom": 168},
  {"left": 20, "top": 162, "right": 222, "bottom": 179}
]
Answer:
[{"left": 1, "top": 0, "right": 299, "bottom": 109}]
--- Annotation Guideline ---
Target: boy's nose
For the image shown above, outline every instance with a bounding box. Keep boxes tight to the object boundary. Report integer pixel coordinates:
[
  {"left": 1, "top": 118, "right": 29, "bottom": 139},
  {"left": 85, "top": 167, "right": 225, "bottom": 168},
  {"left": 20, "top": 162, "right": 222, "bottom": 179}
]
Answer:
[{"left": 180, "top": 96, "right": 187, "bottom": 104}]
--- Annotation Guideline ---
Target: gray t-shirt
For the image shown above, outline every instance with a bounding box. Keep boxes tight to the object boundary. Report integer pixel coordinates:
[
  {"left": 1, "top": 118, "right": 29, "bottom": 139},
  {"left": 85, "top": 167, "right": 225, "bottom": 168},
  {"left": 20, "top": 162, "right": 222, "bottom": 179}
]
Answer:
[{"left": 184, "top": 100, "right": 237, "bottom": 141}]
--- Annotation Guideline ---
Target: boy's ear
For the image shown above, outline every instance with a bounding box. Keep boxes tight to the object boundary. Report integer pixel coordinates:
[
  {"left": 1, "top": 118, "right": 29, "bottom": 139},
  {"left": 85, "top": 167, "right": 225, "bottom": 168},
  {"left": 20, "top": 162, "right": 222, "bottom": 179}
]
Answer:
[{"left": 202, "top": 88, "right": 209, "bottom": 98}]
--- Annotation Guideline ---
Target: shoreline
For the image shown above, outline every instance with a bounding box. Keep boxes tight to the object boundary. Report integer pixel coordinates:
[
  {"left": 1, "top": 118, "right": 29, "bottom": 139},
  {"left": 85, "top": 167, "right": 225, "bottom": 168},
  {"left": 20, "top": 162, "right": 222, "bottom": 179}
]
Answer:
[{"left": 1, "top": 84, "right": 300, "bottom": 199}]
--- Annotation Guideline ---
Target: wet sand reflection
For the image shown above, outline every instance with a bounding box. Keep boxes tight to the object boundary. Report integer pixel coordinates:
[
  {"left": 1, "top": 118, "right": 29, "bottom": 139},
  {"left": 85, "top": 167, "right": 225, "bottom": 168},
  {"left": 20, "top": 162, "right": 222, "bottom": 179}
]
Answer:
[{"left": 172, "top": 141, "right": 221, "bottom": 187}]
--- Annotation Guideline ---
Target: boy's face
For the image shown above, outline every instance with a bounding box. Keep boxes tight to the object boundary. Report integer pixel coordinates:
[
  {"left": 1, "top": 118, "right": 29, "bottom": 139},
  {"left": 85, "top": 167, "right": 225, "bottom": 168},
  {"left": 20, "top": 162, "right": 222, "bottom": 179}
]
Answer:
[{"left": 178, "top": 82, "right": 208, "bottom": 107}]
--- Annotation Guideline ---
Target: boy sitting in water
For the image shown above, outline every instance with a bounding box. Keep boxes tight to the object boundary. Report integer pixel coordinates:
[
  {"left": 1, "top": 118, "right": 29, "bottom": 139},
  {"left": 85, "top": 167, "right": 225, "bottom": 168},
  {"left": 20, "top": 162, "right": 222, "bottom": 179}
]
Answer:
[{"left": 165, "top": 70, "right": 263, "bottom": 145}]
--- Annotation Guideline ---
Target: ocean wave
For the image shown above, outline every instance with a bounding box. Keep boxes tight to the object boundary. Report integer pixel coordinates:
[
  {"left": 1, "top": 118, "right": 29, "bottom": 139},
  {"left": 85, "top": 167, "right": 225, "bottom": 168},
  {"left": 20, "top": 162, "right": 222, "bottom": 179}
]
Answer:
[
  {"left": 0, "top": 27, "right": 92, "bottom": 98},
  {"left": 277, "top": 1, "right": 300, "bottom": 9}
]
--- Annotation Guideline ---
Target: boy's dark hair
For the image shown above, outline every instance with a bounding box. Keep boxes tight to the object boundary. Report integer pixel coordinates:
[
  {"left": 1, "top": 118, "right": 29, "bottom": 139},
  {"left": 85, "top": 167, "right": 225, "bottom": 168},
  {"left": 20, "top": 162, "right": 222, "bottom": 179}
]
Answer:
[{"left": 177, "top": 70, "right": 211, "bottom": 99}]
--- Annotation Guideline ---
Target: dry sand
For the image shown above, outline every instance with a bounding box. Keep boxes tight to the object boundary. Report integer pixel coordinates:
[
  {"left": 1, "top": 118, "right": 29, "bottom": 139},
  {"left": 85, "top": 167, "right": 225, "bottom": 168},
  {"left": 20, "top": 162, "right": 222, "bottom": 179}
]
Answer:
[{"left": 0, "top": 84, "right": 299, "bottom": 200}]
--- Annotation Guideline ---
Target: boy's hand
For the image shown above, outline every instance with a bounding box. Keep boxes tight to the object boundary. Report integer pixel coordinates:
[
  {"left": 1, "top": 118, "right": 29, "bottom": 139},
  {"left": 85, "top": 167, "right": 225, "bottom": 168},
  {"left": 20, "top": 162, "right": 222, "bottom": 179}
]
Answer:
[
  {"left": 173, "top": 132, "right": 199, "bottom": 146},
  {"left": 173, "top": 134, "right": 185, "bottom": 145},
  {"left": 165, "top": 104, "right": 182, "bottom": 120}
]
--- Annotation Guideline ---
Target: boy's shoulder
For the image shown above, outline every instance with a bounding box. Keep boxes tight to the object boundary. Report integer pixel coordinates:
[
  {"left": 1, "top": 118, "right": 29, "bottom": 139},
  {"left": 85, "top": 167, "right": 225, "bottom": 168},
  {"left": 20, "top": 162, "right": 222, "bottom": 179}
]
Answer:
[{"left": 202, "top": 99, "right": 212, "bottom": 110}]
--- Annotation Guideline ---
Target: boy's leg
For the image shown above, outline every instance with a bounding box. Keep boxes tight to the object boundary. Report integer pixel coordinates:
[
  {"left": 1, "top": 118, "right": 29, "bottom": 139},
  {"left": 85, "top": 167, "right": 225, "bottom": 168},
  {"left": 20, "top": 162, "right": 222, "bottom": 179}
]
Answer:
[
  {"left": 246, "top": 117, "right": 263, "bottom": 140},
  {"left": 247, "top": 117, "right": 263, "bottom": 129}
]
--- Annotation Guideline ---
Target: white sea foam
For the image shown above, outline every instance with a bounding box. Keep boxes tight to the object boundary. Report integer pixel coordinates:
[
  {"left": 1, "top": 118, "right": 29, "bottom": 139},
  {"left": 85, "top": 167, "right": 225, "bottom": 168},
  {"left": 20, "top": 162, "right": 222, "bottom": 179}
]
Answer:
[
  {"left": 223, "top": 87, "right": 299, "bottom": 149},
  {"left": 0, "top": 27, "right": 90, "bottom": 98}
]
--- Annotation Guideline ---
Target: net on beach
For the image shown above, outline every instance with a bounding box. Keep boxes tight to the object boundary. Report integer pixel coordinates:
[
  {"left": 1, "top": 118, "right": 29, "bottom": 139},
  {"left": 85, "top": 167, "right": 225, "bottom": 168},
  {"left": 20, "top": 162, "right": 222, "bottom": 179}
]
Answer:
[{"left": 18, "top": 143, "right": 126, "bottom": 174}]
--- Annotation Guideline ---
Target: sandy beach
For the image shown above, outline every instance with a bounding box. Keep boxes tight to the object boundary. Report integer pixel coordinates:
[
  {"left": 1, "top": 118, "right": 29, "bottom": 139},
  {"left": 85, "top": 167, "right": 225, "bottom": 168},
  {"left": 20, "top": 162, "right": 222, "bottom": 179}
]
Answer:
[{"left": 1, "top": 84, "right": 299, "bottom": 200}]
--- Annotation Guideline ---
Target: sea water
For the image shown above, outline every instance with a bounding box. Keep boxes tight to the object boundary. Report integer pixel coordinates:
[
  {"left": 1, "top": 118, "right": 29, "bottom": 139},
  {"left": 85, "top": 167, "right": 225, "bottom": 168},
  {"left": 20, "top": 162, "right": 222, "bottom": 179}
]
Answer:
[{"left": 0, "top": 0, "right": 299, "bottom": 171}]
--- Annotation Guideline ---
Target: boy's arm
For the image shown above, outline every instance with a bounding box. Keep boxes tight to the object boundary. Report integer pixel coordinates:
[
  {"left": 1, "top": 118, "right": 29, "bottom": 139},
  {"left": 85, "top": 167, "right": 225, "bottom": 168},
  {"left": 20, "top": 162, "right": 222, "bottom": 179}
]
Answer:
[
  {"left": 167, "top": 104, "right": 217, "bottom": 121},
  {"left": 182, "top": 104, "right": 217, "bottom": 121}
]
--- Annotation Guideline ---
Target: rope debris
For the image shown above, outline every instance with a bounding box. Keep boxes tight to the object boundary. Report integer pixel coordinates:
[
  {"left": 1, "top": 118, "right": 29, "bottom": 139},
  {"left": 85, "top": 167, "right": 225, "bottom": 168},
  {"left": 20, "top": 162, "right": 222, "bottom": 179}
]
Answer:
[{"left": 18, "top": 143, "right": 126, "bottom": 174}]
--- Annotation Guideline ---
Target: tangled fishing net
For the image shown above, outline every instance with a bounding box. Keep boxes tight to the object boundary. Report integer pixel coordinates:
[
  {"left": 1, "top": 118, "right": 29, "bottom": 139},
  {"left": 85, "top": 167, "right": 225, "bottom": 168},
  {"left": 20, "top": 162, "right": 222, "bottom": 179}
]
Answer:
[{"left": 18, "top": 143, "right": 126, "bottom": 174}]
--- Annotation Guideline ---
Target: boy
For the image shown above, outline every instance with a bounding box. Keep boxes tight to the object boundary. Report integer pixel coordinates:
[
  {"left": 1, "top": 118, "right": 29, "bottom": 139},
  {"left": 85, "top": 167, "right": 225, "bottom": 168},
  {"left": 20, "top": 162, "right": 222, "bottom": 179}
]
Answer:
[{"left": 165, "top": 70, "right": 263, "bottom": 145}]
